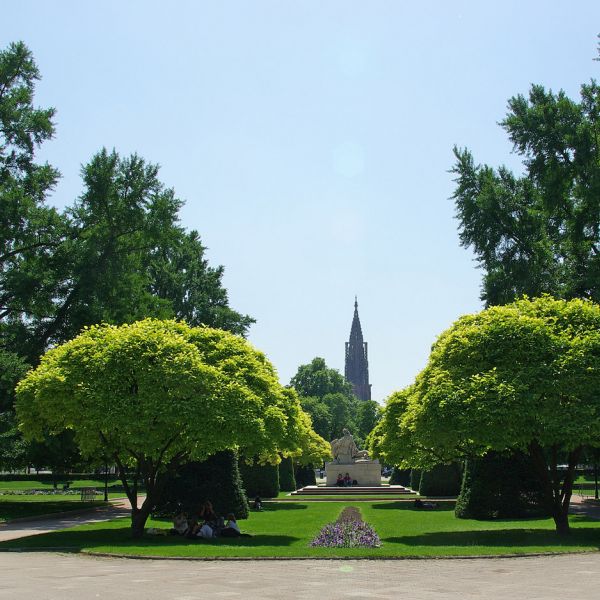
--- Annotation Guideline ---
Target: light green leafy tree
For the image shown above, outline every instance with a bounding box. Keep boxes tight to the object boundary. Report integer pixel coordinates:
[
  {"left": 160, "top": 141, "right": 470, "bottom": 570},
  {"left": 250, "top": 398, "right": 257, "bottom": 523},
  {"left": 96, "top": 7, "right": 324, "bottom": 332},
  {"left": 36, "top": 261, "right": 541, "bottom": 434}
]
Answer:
[
  {"left": 16, "top": 319, "right": 314, "bottom": 537},
  {"left": 370, "top": 296, "right": 600, "bottom": 535}
]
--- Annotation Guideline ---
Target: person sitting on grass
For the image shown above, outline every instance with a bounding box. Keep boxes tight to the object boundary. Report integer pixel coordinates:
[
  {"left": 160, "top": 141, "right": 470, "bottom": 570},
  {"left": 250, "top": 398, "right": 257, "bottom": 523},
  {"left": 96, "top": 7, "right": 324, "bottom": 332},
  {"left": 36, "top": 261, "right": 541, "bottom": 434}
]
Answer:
[
  {"left": 220, "top": 513, "right": 241, "bottom": 538},
  {"left": 414, "top": 498, "right": 439, "bottom": 510},
  {"left": 253, "top": 496, "right": 263, "bottom": 510},
  {"left": 199, "top": 500, "right": 217, "bottom": 522},
  {"left": 172, "top": 511, "right": 189, "bottom": 536},
  {"left": 343, "top": 472, "right": 352, "bottom": 487},
  {"left": 336, "top": 473, "right": 344, "bottom": 487}
]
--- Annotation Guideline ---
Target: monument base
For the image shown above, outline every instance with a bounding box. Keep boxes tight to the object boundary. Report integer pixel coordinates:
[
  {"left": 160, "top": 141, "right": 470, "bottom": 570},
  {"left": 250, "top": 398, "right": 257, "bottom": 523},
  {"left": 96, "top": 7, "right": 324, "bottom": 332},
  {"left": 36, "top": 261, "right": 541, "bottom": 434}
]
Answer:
[{"left": 325, "top": 460, "right": 381, "bottom": 487}]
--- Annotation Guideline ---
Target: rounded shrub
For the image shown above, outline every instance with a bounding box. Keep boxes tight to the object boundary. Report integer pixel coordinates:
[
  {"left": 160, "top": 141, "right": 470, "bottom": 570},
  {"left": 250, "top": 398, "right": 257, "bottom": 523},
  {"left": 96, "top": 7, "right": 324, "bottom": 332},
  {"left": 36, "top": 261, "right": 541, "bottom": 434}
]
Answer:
[
  {"left": 419, "top": 463, "right": 462, "bottom": 497},
  {"left": 295, "top": 463, "right": 317, "bottom": 487},
  {"left": 239, "top": 460, "right": 280, "bottom": 498},
  {"left": 389, "top": 467, "right": 411, "bottom": 486},
  {"left": 154, "top": 450, "right": 249, "bottom": 519},
  {"left": 455, "top": 451, "right": 550, "bottom": 519},
  {"left": 278, "top": 456, "right": 297, "bottom": 491},
  {"left": 410, "top": 469, "right": 422, "bottom": 491}
]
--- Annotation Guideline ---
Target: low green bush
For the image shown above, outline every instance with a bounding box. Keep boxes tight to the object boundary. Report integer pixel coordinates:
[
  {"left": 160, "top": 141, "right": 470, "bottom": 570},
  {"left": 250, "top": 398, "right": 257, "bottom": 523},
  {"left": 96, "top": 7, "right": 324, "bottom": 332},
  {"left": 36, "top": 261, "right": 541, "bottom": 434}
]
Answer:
[
  {"left": 155, "top": 450, "right": 249, "bottom": 519},
  {"left": 239, "top": 460, "right": 280, "bottom": 498},
  {"left": 419, "top": 464, "right": 462, "bottom": 496},
  {"left": 278, "top": 457, "right": 297, "bottom": 491}
]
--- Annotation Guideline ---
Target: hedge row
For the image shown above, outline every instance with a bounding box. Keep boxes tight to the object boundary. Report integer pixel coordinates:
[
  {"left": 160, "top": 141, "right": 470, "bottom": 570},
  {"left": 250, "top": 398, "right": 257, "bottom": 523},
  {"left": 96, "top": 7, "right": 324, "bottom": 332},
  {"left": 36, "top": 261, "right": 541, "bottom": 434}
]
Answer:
[
  {"left": 155, "top": 450, "right": 249, "bottom": 519},
  {"left": 238, "top": 461, "right": 280, "bottom": 498}
]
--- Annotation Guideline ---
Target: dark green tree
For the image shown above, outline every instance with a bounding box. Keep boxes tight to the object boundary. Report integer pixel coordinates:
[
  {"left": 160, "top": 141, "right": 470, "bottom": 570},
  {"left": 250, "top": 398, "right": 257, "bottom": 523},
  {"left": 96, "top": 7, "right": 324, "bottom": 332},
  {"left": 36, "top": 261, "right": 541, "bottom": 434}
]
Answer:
[
  {"left": 356, "top": 400, "right": 380, "bottom": 440},
  {"left": 290, "top": 357, "right": 354, "bottom": 398},
  {"left": 290, "top": 357, "right": 360, "bottom": 440},
  {"left": 278, "top": 456, "right": 297, "bottom": 492},
  {"left": 452, "top": 80, "right": 600, "bottom": 306},
  {"left": 154, "top": 451, "right": 249, "bottom": 520}
]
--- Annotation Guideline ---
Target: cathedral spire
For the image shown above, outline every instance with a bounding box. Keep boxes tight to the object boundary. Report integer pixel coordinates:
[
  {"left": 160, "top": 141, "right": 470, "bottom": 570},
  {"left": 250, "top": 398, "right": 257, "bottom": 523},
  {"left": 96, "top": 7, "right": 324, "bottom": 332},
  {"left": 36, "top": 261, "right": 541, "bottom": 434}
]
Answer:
[{"left": 345, "top": 297, "right": 371, "bottom": 401}]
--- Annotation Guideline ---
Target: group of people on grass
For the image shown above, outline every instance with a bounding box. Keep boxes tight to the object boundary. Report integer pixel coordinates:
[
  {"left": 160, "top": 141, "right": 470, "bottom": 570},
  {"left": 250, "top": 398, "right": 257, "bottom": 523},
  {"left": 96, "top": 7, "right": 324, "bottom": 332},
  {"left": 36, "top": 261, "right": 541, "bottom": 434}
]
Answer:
[
  {"left": 336, "top": 472, "right": 357, "bottom": 487},
  {"left": 172, "top": 500, "right": 246, "bottom": 539}
]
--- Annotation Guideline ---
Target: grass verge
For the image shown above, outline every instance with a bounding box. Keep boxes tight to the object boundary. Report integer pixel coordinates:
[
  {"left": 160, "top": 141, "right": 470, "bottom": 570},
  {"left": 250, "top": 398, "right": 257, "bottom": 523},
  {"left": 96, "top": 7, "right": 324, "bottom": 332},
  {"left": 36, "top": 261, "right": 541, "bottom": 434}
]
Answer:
[
  {"left": 2, "top": 501, "right": 599, "bottom": 558},
  {"left": 0, "top": 496, "right": 108, "bottom": 522}
]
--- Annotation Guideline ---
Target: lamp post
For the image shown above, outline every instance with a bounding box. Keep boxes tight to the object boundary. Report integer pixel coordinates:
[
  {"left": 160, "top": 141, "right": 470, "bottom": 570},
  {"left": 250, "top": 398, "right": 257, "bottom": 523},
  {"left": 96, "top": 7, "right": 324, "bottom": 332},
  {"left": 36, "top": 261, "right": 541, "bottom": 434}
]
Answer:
[{"left": 104, "top": 461, "right": 109, "bottom": 502}]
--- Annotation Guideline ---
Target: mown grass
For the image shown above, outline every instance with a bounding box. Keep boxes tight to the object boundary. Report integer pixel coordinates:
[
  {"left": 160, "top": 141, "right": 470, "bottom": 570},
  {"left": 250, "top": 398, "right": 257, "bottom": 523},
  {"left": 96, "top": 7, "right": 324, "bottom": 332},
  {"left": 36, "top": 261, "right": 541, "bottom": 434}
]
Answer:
[
  {"left": 2, "top": 501, "right": 599, "bottom": 558},
  {"left": 0, "top": 496, "right": 107, "bottom": 522},
  {"left": 0, "top": 479, "right": 135, "bottom": 491}
]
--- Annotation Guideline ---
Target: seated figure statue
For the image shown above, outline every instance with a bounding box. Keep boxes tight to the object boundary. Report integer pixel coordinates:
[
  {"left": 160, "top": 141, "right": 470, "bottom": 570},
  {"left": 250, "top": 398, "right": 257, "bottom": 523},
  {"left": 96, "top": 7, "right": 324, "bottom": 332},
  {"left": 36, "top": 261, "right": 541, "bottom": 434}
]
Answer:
[{"left": 331, "top": 429, "right": 369, "bottom": 464}]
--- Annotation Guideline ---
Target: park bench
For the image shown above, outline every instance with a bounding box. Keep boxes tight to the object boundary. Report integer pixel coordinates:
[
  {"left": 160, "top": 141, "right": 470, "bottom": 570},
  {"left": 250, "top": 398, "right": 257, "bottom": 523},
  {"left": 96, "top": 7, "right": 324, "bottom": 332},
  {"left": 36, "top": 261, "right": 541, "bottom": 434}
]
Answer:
[{"left": 80, "top": 487, "right": 97, "bottom": 502}]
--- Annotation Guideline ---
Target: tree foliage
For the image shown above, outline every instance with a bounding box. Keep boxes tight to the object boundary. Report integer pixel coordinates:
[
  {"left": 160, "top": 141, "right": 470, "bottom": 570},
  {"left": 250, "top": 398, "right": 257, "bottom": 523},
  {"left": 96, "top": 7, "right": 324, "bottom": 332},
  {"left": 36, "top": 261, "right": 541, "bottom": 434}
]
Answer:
[
  {"left": 372, "top": 296, "right": 600, "bottom": 534},
  {"left": 0, "top": 41, "right": 254, "bottom": 471},
  {"left": 290, "top": 357, "right": 379, "bottom": 444},
  {"left": 16, "top": 319, "right": 315, "bottom": 535},
  {"left": 452, "top": 80, "right": 600, "bottom": 306}
]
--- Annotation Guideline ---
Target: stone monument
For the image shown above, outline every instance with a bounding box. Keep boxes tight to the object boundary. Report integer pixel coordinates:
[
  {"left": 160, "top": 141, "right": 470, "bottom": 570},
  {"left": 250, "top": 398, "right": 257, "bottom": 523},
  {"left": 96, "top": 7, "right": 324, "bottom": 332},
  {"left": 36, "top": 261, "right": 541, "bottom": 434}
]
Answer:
[{"left": 325, "top": 428, "right": 381, "bottom": 486}]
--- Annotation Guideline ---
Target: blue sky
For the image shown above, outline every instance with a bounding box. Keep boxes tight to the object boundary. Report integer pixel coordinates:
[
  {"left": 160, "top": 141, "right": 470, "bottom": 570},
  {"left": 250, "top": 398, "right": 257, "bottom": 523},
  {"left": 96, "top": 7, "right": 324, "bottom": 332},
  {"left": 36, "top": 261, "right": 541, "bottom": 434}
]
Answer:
[{"left": 4, "top": 1, "right": 600, "bottom": 400}]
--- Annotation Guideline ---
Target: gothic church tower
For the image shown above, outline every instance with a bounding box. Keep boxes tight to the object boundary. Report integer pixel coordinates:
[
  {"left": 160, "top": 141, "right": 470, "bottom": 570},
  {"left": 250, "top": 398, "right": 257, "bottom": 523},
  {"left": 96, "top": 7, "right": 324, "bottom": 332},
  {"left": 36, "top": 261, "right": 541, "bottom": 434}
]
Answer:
[{"left": 344, "top": 297, "right": 371, "bottom": 401}]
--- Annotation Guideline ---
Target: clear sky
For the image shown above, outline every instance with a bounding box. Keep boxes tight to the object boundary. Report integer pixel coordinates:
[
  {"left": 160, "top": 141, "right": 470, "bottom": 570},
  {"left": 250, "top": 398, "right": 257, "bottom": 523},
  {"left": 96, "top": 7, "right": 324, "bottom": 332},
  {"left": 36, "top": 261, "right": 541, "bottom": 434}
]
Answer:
[{"left": 4, "top": 1, "right": 600, "bottom": 401}]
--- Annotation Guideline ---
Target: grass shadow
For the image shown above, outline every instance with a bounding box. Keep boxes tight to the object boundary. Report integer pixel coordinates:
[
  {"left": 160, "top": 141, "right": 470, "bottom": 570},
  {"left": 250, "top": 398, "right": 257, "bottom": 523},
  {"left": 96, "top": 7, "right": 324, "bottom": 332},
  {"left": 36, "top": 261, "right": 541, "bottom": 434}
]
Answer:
[
  {"left": 258, "top": 502, "right": 308, "bottom": 512},
  {"left": 370, "top": 501, "right": 455, "bottom": 512},
  {"left": 384, "top": 528, "right": 600, "bottom": 549},
  {"left": 0, "top": 525, "right": 299, "bottom": 551}
]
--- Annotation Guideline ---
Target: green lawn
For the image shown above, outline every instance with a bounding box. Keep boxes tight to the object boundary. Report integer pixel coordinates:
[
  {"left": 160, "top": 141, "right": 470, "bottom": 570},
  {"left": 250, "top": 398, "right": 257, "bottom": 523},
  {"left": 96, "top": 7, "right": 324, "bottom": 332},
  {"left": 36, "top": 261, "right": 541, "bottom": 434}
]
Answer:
[
  {"left": 0, "top": 478, "right": 134, "bottom": 491},
  {"left": 2, "top": 501, "right": 599, "bottom": 558},
  {"left": 0, "top": 495, "right": 108, "bottom": 522}
]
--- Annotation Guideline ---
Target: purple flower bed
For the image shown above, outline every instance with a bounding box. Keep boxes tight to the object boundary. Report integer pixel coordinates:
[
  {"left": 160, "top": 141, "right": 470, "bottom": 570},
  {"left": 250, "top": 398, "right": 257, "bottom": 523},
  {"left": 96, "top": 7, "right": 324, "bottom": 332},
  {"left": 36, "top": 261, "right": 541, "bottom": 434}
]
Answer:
[{"left": 310, "top": 507, "right": 381, "bottom": 548}]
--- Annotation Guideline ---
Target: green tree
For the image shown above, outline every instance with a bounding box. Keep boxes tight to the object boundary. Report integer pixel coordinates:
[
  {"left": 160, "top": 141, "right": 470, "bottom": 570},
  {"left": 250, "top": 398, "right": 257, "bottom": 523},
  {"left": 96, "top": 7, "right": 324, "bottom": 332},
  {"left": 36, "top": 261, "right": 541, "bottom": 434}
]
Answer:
[
  {"left": 0, "top": 41, "right": 65, "bottom": 358},
  {"left": 452, "top": 80, "right": 600, "bottom": 306},
  {"left": 290, "top": 357, "right": 360, "bottom": 440},
  {"left": 31, "top": 149, "right": 254, "bottom": 356},
  {"left": 372, "top": 296, "right": 600, "bottom": 534},
  {"left": 356, "top": 400, "right": 380, "bottom": 441},
  {"left": 290, "top": 357, "right": 354, "bottom": 398},
  {"left": 16, "top": 319, "right": 312, "bottom": 537}
]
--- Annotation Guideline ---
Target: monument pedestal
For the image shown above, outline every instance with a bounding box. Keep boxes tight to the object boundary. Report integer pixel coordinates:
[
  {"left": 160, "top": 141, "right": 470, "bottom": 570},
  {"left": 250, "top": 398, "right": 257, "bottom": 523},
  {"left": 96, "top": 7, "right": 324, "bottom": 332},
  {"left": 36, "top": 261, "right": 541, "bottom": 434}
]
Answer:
[{"left": 325, "top": 460, "right": 381, "bottom": 487}]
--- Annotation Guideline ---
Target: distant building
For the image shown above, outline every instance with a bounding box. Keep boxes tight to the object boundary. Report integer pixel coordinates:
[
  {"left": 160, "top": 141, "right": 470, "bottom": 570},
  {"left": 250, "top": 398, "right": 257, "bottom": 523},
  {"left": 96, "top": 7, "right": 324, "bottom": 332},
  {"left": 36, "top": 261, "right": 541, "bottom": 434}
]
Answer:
[{"left": 344, "top": 297, "right": 371, "bottom": 401}]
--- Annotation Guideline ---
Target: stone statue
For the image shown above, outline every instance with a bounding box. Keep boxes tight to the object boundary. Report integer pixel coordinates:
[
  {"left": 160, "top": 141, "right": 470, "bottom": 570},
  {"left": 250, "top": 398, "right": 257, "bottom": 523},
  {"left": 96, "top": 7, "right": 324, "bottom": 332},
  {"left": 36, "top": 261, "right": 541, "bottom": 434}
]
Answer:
[{"left": 330, "top": 428, "right": 370, "bottom": 464}]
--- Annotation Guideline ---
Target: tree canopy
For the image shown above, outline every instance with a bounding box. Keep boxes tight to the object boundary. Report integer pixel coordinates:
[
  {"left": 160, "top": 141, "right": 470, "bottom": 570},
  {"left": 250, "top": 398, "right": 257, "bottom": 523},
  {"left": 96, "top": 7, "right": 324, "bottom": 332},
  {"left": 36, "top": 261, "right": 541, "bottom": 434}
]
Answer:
[
  {"left": 16, "top": 319, "right": 320, "bottom": 535},
  {"left": 370, "top": 296, "right": 600, "bottom": 534},
  {"left": 0, "top": 41, "right": 254, "bottom": 472},
  {"left": 289, "top": 357, "right": 378, "bottom": 444},
  {"left": 452, "top": 79, "right": 600, "bottom": 306}
]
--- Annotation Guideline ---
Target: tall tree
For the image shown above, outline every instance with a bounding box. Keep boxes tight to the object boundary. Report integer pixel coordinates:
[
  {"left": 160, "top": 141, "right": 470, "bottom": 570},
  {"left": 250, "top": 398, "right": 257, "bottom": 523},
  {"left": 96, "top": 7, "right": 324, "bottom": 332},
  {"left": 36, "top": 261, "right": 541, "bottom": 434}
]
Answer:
[
  {"left": 452, "top": 80, "right": 600, "bottom": 306},
  {"left": 0, "top": 41, "right": 65, "bottom": 357}
]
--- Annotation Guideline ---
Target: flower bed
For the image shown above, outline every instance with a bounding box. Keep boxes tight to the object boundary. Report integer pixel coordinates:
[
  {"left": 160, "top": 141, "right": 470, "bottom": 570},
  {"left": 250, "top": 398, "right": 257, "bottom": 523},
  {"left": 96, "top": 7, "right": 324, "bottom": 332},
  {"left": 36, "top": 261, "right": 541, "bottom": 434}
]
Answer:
[{"left": 310, "top": 506, "right": 381, "bottom": 548}]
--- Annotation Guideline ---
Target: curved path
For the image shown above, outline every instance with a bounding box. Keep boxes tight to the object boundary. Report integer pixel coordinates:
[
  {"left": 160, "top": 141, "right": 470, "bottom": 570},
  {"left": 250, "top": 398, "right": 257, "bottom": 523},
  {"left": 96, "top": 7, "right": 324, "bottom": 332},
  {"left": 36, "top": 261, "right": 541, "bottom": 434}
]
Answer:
[
  {"left": 0, "top": 498, "right": 132, "bottom": 542},
  {"left": 1, "top": 551, "right": 600, "bottom": 599}
]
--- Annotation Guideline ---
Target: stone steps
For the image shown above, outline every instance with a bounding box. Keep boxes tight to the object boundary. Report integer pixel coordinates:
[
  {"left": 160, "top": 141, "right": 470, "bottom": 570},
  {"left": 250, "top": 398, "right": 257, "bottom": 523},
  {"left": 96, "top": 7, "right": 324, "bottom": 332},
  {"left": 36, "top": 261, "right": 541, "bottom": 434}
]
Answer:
[{"left": 291, "top": 485, "right": 414, "bottom": 496}]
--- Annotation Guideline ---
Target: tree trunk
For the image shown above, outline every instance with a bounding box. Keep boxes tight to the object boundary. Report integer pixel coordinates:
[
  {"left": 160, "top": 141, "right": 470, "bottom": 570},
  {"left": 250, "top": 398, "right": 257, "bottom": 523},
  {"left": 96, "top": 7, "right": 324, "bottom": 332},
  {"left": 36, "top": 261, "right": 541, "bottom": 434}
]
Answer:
[
  {"left": 527, "top": 442, "right": 581, "bottom": 536},
  {"left": 131, "top": 508, "right": 150, "bottom": 539},
  {"left": 553, "top": 508, "right": 570, "bottom": 536}
]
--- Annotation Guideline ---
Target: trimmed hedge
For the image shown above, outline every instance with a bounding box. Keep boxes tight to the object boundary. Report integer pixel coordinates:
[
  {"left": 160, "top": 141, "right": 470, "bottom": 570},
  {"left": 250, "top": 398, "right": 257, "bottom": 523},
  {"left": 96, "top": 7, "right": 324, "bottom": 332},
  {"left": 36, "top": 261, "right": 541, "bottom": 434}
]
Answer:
[
  {"left": 455, "top": 451, "right": 550, "bottom": 519},
  {"left": 239, "top": 460, "right": 280, "bottom": 498},
  {"left": 419, "top": 463, "right": 462, "bottom": 497},
  {"left": 390, "top": 467, "right": 411, "bottom": 486},
  {"left": 154, "top": 450, "right": 249, "bottom": 519},
  {"left": 0, "top": 473, "right": 120, "bottom": 482},
  {"left": 295, "top": 464, "right": 317, "bottom": 487},
  {"left": 410, "top": 469, "right": 422, "bottom": 491},
  {"left": 278, "top": 457, "right": 297, "bottom": 491}
]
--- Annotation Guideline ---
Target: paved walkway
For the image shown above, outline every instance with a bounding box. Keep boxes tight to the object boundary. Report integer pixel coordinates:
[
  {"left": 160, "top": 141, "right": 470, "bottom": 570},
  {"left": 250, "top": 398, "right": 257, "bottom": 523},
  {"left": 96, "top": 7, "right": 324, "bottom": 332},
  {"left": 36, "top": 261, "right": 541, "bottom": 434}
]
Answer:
[
  {"left": 0, "top": 498, "right": 132, "bottom": 542},
  {"left": 1, "top": 552, "right": 600, "bottom": 599}
]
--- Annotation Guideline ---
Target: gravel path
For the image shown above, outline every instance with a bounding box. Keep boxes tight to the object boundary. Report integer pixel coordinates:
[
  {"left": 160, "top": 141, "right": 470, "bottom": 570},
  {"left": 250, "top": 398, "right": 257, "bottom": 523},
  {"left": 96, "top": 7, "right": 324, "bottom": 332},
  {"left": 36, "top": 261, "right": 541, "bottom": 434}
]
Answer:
[{"left": 1, "top": 552, "right": 600, "bottom": 599}]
